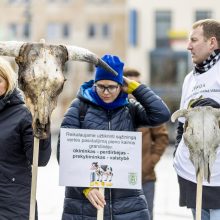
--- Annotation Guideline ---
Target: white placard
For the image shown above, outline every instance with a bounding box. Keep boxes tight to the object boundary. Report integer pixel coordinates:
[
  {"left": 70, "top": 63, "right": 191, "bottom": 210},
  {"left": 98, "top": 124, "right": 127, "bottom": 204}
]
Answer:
[{"left": 59, "top": 128, "right": 142, "bottom": 189}]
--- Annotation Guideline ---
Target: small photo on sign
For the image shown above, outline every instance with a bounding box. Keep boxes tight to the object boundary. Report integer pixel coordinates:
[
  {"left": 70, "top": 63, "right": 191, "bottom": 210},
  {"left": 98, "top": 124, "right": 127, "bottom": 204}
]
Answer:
[{"left": 90, "top": 162, "right": 113, "bottom": 187}]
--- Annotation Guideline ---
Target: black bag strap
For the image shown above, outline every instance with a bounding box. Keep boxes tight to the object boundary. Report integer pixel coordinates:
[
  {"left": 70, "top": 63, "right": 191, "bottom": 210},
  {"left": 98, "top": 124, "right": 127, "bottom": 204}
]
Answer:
[
  {"left": 79, "top": 101, "right": 89, "bottom": 127},
  {"left": 127, "top": 100, "right": 136, "bottom": 128}
]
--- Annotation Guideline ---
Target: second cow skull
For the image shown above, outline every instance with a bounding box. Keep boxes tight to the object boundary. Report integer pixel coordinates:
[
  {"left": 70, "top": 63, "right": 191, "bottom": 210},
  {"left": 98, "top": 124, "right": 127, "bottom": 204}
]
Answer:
[{"left": 171, "top": 106, "right": 220, "bottom": 182}]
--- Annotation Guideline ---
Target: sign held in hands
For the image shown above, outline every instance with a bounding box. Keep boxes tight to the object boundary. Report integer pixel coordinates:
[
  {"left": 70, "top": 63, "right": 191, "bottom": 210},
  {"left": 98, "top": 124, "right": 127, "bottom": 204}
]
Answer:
[{"left": 59, "top": 128, "right": 142, "bottom": 189}]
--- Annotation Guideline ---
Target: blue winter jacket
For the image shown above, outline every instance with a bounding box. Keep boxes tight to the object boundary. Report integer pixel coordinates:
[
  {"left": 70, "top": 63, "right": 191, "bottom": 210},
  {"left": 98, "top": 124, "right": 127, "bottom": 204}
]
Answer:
[{"left": 57, "top": 82, "right": 170, "bottom": 220}]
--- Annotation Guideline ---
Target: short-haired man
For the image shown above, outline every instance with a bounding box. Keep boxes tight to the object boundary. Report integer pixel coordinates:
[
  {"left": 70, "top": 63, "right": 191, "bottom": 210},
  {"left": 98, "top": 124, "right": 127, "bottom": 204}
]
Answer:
[{"left": 174, "top": 19, "right": 220, "bottom": 220}]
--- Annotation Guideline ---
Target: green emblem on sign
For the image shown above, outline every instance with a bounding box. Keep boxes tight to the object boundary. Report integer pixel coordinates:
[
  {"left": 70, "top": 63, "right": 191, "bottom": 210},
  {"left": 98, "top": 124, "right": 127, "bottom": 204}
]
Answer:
[{"left": 128, "top": 173, "right": 137, "bottom": 185}]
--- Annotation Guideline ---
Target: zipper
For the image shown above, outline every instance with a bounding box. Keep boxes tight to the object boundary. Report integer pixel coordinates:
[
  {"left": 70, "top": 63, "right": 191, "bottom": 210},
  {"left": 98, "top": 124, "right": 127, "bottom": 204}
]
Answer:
[
  {"left": 110, "top": 189, "right": 113, "bottom": 220},
  {"left": 107, "top": 110, "right": 111, "bottom": 130}
]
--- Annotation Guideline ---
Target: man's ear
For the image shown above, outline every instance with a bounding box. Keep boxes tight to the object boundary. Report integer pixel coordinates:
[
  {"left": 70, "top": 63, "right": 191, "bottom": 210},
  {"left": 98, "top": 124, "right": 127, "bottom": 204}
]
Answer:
[{"left": 209, "top": 37, "right": 218, "bottom": 50}]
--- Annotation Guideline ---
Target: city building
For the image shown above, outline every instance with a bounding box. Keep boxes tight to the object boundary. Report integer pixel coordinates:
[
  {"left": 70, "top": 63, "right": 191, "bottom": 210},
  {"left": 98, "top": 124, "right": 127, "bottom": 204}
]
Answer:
[{"left": 0, "top": 0, "right": 127, "bottom": 128}]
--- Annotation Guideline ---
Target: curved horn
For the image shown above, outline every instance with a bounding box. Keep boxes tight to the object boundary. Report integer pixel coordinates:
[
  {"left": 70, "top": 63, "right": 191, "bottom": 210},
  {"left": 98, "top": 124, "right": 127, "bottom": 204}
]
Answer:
[
  {"left": 171, "top": 109, "right": 188, "bottom": 122},
  {"left": 0, "top": 41, "right": 24, "bottom": 57},
  {"left": 66, "top": 45, "right": 118, "bottom": 76}
]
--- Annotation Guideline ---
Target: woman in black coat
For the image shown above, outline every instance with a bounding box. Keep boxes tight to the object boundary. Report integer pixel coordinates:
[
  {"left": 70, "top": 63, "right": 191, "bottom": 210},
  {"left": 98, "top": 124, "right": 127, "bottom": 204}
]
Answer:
[
  {"left": 57, "top": 54, "right": 170, "bottom": 220},
  {"left": 0, "top": 58, "right": 51, "bottom": 220}
]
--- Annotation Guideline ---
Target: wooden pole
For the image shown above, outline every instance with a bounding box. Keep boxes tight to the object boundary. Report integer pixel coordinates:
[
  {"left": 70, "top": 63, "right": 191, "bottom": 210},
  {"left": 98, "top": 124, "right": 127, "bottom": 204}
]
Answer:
[
  {"left": 196, "top": 168, "right": 203, "bottom": 220},
  {"left": 29, "top": 137, "right": 40, "bottom": 220},
  {"left": 97, "top": 188, "right": 105, "bottom": 220}
]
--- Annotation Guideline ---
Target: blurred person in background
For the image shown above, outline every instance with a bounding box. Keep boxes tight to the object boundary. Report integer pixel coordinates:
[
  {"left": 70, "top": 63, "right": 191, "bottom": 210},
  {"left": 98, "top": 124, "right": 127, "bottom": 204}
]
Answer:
[
  {"left": 0, "top": 57, "right": 51, "bottom": 220},
  {"left": 173, "top": 19, "right": 220, "bottom": 220},
  {"left": 57, "top": 54, "right": 170, "bottom": 220},
  {"left": 124, "top": 68, "right": 169, "bottom": 220}
]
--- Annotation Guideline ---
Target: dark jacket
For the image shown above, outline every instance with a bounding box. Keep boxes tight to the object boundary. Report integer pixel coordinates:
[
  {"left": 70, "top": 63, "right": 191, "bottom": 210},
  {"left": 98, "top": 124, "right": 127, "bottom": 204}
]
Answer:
[
  {"left": 0, "top": 89, "right": 51, "bottom": 220},
  {"left": 57, "top": 82, "right": 170, "bottom": 220},
  {"left": 141, "top": 124, "right": 169, "bottom": 183}
]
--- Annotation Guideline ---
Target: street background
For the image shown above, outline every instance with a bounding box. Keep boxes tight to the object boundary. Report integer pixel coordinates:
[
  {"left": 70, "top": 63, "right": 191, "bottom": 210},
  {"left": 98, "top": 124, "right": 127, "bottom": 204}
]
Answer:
[{"left": 37, "top": 134, "right": 192, "bottom": 220}]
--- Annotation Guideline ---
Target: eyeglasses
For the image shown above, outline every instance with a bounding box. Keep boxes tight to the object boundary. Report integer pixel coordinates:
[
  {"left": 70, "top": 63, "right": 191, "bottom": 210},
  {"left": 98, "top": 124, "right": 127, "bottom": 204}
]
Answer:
[{"left": 95, "top": 84, "right": 119, "bottom": 94}]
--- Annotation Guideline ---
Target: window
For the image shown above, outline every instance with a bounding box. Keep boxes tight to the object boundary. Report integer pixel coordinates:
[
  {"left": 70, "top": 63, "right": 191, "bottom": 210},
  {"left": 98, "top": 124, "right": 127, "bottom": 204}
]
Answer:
[
  {"left": 8, "top": 23, "right": 17, "bottom": 37},
  {"left": 23, "top": 23, "right": 30, "bottom": 38},
  {"left": 47, "top": 0, "right": 71, "bottom": 3},
  {"left": 155, "top": 11, "right": 171, "bottom": 48},
  {"left": 8, "top": 0, "right": 30, "bottom": 3},
  {"left": 150, "top": 50, "right": 190, "bottom": 143},
  {"left": 87, "top": 0, "right": 111, "bottom": 3},
  {"left": 8, "top": 23, "right": 30, "bottom": 39},
  {"left": 150, "top": 50, "right": 188, "bottom": 87},
  {"left": 63, "top": 23, "right": 70, "bottom": 38},
  {"left": 195, "top": 10, "right": 212, "bottom": 21},
  {"left": 47, "top": 23, "right": 60, "bottom": 40},
  {"left": 88, "top": 24, "right": 96, "bottom": 38},
  {"left": 8, "top": 0, "right": 19, "bottom": 3},
  {"left": 102, "top": 24, "right": 110, "bottom": 38},
  {"left": 87, "top": 23, "right": 111, "bottom": 39},
  {"left": 47, "top": 23, "right": 71, "bottom": 40},
  {"left": 129, "top": 9, "right": 138, "bottom": 46}
]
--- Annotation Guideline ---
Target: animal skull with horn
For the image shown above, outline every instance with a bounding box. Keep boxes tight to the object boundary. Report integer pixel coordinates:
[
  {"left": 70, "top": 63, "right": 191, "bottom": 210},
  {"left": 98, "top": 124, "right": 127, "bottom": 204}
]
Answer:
[
  {"left": 0, "top": 40, "right": 117, "bottom": 139},
  {"left": 171, "top": 106, "right": 220, "bottom": 182}
]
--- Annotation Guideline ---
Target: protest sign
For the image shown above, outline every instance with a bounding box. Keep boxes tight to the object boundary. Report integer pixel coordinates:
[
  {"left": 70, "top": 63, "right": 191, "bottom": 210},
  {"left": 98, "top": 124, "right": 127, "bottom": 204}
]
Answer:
[{"left": 59, "top": 128, "right": 142, "bottom": 189}]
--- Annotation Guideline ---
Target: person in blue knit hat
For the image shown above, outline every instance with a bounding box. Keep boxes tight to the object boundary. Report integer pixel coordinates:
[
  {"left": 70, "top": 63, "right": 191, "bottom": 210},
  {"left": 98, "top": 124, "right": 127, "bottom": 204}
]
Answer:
[
  {"left": 57, "top": 54, "right": 170, "bottom": 220},
  {"left": 95, "top": 54, "right": 124, "bottom": 84}
]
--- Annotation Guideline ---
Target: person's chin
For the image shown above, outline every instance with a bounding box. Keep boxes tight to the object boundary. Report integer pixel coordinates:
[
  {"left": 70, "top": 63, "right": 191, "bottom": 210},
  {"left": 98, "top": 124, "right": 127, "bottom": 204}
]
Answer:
[
  {"left": 102, "top": 98, "right": 112, "bottom": 103},
  {"left": 104, "top": 100, "right": 112, "bottom": 103},
  {"left": 192, "top": 57, "right": 198, "bottom": 64}
]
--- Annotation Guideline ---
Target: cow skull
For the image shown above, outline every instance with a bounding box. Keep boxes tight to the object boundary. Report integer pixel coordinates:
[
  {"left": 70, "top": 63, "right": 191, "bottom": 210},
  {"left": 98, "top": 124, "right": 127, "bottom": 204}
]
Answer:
[
  {"left": 171, "top": 106, "right": 220, "bottom": 182},
  {"left": 0, "top": 40, "right": 117, "bottom": 139}
]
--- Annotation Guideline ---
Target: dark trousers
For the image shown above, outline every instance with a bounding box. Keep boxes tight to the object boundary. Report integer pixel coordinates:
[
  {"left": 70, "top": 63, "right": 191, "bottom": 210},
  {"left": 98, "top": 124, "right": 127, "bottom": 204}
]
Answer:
[{"left": 142, "top": 180, "right": 155, "bottom": 220}]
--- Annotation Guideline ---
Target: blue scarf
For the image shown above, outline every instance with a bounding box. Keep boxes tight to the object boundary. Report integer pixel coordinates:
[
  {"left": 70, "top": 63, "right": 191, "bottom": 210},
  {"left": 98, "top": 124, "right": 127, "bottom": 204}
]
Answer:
[{"left": 81, "top": 80, "right": 128, "bottom": 110}]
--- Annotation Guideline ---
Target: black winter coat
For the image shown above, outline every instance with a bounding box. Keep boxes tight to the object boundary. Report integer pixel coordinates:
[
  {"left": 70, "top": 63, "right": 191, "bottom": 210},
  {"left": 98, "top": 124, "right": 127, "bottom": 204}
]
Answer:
[
  {"left": 57, "top": 84, "right": 170, "bottom": 220},
  {"left": 0, "top": 89, "right": 51, "bottom": 220}
]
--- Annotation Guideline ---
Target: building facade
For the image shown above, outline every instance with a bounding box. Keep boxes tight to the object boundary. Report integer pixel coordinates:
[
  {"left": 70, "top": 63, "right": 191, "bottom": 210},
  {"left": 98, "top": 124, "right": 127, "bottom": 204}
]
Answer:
[{"left": 0, "top": 0, "right": 127, "bottom": 127}]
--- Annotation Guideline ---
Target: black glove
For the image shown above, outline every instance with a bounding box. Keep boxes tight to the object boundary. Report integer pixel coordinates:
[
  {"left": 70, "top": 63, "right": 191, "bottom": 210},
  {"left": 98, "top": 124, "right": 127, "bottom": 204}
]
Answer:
[
  {"left": 190, "top": 98, "right": 220, "bottom": 109},
  {"left": 173, "top": 122, "right": 184, "bottom": 157}
]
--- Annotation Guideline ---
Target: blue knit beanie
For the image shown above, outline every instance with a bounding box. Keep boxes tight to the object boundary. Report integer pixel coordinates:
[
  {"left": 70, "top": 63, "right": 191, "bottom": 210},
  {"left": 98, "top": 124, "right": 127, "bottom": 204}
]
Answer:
[{"left": 95, "top": 54, "right": 124, "bottom": 85}]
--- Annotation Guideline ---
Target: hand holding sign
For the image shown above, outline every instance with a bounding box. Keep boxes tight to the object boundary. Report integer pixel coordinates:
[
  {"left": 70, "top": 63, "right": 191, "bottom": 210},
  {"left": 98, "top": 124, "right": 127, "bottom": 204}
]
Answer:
[{"left": 87, "top": 188, "right": 106, "bottom": 209}]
